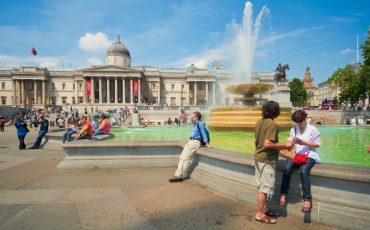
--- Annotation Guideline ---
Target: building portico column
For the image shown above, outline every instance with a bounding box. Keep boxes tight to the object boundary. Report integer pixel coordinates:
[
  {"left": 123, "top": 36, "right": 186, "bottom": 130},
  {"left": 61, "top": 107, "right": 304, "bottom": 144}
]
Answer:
[
  {"left": 107, "top": 78, "right": 110, "bottom": 104},
  {"left": 187, "top": 82, "right": 190, "bottom": 105},
  {"left": 34, "top": 80, "right": 37, "bottom": 105},
  {"left": 12, "top": 80, "right": 16, "bottom": 105},
  {"left": 213, "top": 82, "right": 216, "bottom": 105},
  {"left": 74, "top": 80, "right": 78, "bottom": 105},
  {"left": 99, "top": 78, "right": 102, "bottom": 104},
  {"left": 21, "top": 80, "right": 25, "bottom": 105},
  {"left": 194, "top": 82, "right": 197, "bottom": 106},
  {"left": 157, "top": 81, "right": 160, "bottom": 105},
  {"left": 114, "top": 77, "right": 118, "bottom": 104},
  {"left": 130, "top": 78, "right": 133, "bottom": 104},
  {"left": 122, "top": 78, "right": 126, "bottom": 103},
  {"left": 91, "top": 78, "right": 95, "bottom": 104},
  {"left": 42, "top": 80, "right": 45, "bottom": 105},
  {"left": 83, "top": 78, "right": 87, "bottom": 104},
  {"left": 205, "top": 82, "right": 209, "bottom": 105},
  {"left": 138, "top": 78, "right": 141, "bottom": 104}
]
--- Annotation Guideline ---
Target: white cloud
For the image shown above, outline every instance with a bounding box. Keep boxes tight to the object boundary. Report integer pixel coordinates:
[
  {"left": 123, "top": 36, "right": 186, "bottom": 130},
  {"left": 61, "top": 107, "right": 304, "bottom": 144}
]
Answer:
[
  {"left": 329, "top": 16, "right": 356, "bottom": 24},
  {"left": 339, "top": 48, "right": 352, "bottom": 54},
  {"left": 86, "top": 57, "right": 103, "bottom": 66},
  {"left": 79, "top": 32, "right": 112, "bottom": 51}
]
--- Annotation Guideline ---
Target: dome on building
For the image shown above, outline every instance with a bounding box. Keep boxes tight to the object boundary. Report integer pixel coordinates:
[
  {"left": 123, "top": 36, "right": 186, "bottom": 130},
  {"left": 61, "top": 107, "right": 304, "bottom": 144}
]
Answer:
[
  {"left": 106, "top": 35, "right": 131, "bottom": 67},
  {"left": 106, "top": 35, "right": 130, "bottom": 57}
]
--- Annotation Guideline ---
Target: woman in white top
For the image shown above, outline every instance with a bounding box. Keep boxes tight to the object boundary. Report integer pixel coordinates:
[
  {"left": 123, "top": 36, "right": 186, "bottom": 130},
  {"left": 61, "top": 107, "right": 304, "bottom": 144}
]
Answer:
[{"left": 279, "top": 110, "right": 321, "bottom": 212}]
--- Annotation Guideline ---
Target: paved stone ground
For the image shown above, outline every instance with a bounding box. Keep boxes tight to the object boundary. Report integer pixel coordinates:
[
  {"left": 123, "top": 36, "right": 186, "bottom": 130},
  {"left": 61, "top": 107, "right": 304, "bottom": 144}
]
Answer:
[{"left": 0, "top": 126, "right": 338, "bottom": 230}]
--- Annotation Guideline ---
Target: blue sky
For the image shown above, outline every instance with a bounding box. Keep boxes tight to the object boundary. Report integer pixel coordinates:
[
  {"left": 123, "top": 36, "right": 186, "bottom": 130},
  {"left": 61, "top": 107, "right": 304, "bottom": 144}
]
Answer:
[{"left": 0, "top": 0, "right": 369, "bottom": 84}]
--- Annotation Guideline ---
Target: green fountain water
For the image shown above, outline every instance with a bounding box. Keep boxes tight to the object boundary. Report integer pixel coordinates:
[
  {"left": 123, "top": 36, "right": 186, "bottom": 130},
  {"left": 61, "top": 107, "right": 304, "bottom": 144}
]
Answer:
[{"left": 110, "top": 126, "right": 370, "bottom": 167}]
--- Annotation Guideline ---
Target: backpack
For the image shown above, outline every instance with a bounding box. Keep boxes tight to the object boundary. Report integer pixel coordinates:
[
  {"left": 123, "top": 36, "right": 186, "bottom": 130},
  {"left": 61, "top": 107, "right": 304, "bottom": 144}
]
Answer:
[{"left": 196, "top": 121, "right": 210, "bottom": 146}]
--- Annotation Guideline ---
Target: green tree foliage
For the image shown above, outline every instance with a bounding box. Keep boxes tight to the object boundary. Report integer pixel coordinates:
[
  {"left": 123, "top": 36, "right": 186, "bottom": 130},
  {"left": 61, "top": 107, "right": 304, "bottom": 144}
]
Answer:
[
  {"left": 361, "top": 33, "right": 370, "bottom": 66},
  {"left": 360, "top": 34, "right": 370, "bottom": 102},
  {"left": 328, "top": 34, "right": 370, "bottom": 108},
  {"left": 289, "top": 78, "right": 307, "bottom": 107}
]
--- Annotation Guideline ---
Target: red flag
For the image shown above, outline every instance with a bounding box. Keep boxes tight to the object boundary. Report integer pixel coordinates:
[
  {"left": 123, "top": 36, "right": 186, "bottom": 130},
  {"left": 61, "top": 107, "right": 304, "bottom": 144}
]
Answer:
[
  {"left": 31, "top": 47, "right": 37, "bottom": 56},
  {"left": 86, "top": 80, "right": 91, "bottom": 96},
  {"left": 133, "top": 80, "right": 138, "bottom": 96}
]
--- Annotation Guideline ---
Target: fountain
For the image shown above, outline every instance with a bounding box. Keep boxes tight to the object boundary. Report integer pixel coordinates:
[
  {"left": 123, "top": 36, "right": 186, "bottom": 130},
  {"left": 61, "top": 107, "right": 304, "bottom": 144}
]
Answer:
[{"left": 208, "top": 1, "right": 293, "bottom": 131}]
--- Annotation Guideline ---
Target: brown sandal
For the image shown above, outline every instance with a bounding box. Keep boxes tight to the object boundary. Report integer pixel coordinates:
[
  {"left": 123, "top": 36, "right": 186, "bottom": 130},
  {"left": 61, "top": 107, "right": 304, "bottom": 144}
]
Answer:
[
  {"left": 255, "top": 215, "right": 277, "bottom": 224},
  {"left": 264, "top": 209, "right": 279, "bottom": 217},
  {"left": 279, "top": 195, "right": 286, "bottom": 206}
]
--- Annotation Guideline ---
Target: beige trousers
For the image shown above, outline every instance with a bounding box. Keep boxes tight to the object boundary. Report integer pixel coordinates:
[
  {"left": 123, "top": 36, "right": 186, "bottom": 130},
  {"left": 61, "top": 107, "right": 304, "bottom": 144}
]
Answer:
[{"left": 175, "top": 140, "right": 201, "bottom": 178}]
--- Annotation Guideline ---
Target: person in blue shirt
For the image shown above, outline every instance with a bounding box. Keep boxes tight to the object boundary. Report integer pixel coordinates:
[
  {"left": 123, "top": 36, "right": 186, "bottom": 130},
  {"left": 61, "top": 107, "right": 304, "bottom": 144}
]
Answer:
[
  {"left": 29, "top": 115, "right": 49, "bottom": 149},
  {"left": 15, "top": 116, "right": 29, "bottom": 150},
  {"left": 169, "top": 111, "right": 210, "bottom": 183}
]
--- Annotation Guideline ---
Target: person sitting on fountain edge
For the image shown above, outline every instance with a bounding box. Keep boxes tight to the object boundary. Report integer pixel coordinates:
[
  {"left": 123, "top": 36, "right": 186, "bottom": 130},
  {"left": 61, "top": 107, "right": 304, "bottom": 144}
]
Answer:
[
  {"left": 169, "top": 111, "right": 210, "bottom": 183},
  {"left": 76, "top": 116, "right": 93, "bottom": 140}
]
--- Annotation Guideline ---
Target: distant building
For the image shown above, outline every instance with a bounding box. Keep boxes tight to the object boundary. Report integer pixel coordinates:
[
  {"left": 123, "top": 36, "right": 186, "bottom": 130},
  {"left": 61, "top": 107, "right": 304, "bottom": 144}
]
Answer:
[
  {"left": 317, "top": 80, "right": 340, "bottom": 109},
  {"left": 0, "top": 35, "right": 276, "bottom": 109},
  {"left": 302, "top": 66, "right": 319, "bottom": 106}
]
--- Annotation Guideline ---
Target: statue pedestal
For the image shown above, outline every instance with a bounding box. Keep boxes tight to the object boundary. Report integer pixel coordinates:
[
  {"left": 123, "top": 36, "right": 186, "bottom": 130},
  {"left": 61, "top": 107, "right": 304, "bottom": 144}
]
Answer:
[{"left": 270, "top": 85, "right": 292, "bottom": 108}]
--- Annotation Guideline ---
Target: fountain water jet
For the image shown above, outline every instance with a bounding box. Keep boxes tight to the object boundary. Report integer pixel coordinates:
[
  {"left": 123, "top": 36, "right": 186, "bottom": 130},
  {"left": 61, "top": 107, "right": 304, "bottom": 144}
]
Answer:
[
  {"left": 230, "top": 1, "right": 270, "bottom": 82},
  {"left": 208, "top": 1, "right": 293, "bottom": 131}
]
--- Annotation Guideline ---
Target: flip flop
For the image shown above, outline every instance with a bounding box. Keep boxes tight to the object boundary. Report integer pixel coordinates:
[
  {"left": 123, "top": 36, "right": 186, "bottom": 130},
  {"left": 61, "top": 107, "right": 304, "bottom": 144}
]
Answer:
[
  {"left": 264, "top": 209, "right": 279, "bottom": 217},
  {"left": 255, "top": 215, "right": 276, "bottom": 224}
]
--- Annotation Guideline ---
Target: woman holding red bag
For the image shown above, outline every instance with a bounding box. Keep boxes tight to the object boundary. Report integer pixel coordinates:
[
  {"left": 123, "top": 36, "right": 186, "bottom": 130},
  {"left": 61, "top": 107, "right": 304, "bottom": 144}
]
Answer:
[{"left": 279, "top": 110, "right": 321, "bottom": 212}]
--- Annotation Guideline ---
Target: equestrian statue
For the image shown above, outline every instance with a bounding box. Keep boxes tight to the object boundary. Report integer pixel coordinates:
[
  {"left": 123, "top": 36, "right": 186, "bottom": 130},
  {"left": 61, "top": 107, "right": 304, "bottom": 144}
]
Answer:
[{"left": 274, "top": 63, "right": 290, "bottom": 85}]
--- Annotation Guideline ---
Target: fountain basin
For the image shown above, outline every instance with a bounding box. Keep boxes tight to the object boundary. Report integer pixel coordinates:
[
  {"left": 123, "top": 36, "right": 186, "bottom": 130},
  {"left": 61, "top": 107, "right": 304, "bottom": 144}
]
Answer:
[{"left": 208, "top": 106, "right": 293, "bottom": 130}]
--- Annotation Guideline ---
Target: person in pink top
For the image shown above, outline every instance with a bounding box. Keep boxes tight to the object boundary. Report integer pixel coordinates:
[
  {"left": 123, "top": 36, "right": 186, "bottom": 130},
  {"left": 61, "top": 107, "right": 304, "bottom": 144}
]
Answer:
[{"left": 93, "top": 114, "right": 111, "bottom": 137}]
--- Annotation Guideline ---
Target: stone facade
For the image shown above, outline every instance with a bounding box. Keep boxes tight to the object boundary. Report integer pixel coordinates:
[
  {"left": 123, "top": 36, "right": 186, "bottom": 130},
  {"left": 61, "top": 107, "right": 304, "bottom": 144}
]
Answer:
[{"left": 0, "top": 35, "right": 276, "bottom": 109}]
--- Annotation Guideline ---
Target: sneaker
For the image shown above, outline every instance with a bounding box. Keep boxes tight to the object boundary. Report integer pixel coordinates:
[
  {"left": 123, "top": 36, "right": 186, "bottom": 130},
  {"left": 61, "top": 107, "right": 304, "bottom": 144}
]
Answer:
[{"left": 168, "top": 177, "right": 184, "bottom": 183}]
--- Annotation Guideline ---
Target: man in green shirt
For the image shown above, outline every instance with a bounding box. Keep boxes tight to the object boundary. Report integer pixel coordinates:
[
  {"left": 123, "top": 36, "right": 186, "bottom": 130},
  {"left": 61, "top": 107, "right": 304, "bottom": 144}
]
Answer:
[{"left": 254, "top": 101, "right": 294, "bottom": 224}]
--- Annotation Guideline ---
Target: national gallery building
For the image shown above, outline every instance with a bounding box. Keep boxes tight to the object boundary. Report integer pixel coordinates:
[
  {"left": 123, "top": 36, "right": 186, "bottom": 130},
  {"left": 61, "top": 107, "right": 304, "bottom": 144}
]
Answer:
[{"left": 0, "top": 36, "right": 275, "bottom": 109}]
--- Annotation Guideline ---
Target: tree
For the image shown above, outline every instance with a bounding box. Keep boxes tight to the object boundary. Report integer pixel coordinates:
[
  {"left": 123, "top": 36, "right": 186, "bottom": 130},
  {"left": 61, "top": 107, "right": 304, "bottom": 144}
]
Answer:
[
  {"left": 361, "top": 32, "right": 370, "bottom": 66},
  {"left": 328, "top": 65, "right": 361, "bottom": 107},
  {"left": 289, "top": 78, "right": 307, "bottom": 107},
  {"left": 360, "top": 33, "right": 370, "bottom": 105},
  {"left": 328, "top": 32, "right": 370, "bottom": 108}
]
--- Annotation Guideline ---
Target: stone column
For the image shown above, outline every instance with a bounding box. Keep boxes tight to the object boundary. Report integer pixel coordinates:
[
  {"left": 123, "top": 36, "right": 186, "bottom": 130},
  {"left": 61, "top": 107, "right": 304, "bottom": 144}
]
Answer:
[
  {"left": 114, "top": 77, "right": 118, "bottom": 104},
  {"left": 130, "top": 78, "right": 133, "bottom": 104},
  {"left": 213, "top": 82, "right": 216, "bottom": 105},
  {"left": 194, "top": 82, "right": 197, "bottom": 106},
  {"left": 187, "top": 82, "right": 190, "bottom": 105},
  {"left": 138, "top": 78, "right": 141, "bottom": 104},
  {"left": 122, "top": 78, "right": 126, "bottom": 103},
  {"left": 74, "top": 80, "right": 78, "bottom": 105},
  {"left": 205, "top": 82, "right": 209, "bottom": 105},
  {"left": 83, "top": 78, "right": 87, "bottom": 104},
  {"left": 157, "top": 81, "right": 160, "bottom": 105},
  {"left": 12, "top": 80, "right": 16, "bottom": 105},
  {"left": 21, "top": 81, "right": 25, "bottom": 105},
  {"left": 42, "top": 80, "right": 45, "bottom": 105},
  {"left": 34, "top": 80, "right": 37, "bottom": 105},
  {"left": 107, "top": 78, "right": 110, "bottom": 104},
  {"left": 91, "top": 78, "right": 95, "bottom": 104},
  {"left": 99, "top": 78, "right": 102, "bottom": 104}
]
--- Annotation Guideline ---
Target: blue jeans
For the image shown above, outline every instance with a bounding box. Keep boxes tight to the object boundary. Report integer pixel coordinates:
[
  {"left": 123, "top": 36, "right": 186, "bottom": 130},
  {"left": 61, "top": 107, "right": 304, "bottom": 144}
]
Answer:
[
  {"left": 280, "top": 157, "right": 316, "bottom": 201},
  {"left": 33, "top": 130, "right": 47, "bottom": 148},
  {"left": 93, "top": 130, "right": 105, "bottom": 137},
  {"left": 63, "top": 129, "right": 77, "bottom": 143}
]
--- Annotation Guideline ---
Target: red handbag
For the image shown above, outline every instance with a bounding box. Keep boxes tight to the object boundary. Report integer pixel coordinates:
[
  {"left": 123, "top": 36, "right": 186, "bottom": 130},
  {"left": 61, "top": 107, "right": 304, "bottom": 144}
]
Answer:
[
  {"left": 292, "top": 126, "right": 310, "bottom": 166},
  {"left": 293, "top": 153, "right": 308, "bottom": 166}
]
